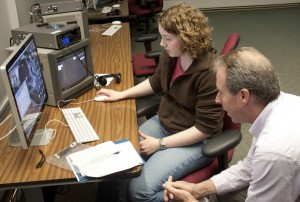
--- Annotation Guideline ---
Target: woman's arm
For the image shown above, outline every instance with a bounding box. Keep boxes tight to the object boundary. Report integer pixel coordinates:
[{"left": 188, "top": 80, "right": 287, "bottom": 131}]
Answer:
[
  {"left": 96, "top": 79, "right": 155, "bottom": 102},
  {"left": 163, "top": 126, "right": 209, "bottom": 148},
  {"left": 139, "top": 126, "right": 210, "bottom": 155}
]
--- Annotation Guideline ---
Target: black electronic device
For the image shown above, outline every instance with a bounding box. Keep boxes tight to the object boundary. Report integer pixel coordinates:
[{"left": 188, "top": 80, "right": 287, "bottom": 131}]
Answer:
[
  {"left": 42, "top": 10, "right": 89, "bottom": 39},
  {"left": 38, "top": 0, "right": 84, "bottom": 16},
  {"left": 96, "top": 73, "right": 121, "bottom": 86},
  {"left": 0, "top": 34, "right": 53, "bottom": 149}
]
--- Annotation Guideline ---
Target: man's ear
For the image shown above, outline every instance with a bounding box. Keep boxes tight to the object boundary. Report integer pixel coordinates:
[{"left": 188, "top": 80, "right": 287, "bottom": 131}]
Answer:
[{"left": 240, "top": 88, "right": 251, "bottom": 104}]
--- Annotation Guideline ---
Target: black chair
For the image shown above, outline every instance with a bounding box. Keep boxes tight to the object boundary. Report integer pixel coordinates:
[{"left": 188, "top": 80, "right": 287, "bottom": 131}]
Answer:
[{"left": 129, "top": 0, "right": 163, "bottom": 34}]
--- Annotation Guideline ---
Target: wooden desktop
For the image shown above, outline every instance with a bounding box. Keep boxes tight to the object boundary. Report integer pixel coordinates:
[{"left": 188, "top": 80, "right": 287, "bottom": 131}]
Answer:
[
  {"left": 87, "top": 0, "right": 129, "bottom": 22},
  {"left": 0, "top": 23, "right": 140, "bottom": 189}
]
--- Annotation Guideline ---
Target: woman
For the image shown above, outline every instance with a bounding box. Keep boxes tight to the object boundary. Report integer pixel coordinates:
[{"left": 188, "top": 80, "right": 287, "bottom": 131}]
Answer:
[{"left": 96, "top": 2, "right": 223, "bottom": 201}]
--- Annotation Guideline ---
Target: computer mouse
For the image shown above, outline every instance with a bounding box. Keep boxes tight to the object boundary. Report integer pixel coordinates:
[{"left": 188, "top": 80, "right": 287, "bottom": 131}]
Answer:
[
  {"left": 94, "top": 95, "right": 107, "bottom": 102},
  {"left": 112, "top": 21, "right": 121, "bottom": 25}
]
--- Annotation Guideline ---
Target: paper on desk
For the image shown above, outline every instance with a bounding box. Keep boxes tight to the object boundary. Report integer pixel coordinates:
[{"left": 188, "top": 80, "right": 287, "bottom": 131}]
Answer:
[
  {"left": 101, "top": 6, "right": 112, "bottom": 13},
  {"left": 66, "top": 140, "right": 144, "bottom": 180},
  {"left": 102, "top": 25, "right": 122, "bottom": 36}
]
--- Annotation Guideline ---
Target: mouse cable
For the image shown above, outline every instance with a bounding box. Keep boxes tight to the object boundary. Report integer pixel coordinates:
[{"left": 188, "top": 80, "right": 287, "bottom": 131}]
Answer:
[
  {"left": 70, "top": 99, "right": 94, "bottom": 105},
  {"left": 64, "top": 46, "right": 108, "bottom": 91},
  {"left": 57, "top": 99, "right": 76, "bottom": 110},
  {"left": 63, "top": 46, "right": 99, "bottom": 85}
]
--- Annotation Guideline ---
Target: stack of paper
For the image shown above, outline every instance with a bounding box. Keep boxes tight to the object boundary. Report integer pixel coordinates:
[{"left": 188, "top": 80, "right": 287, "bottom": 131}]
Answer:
[{"left": 66, "top": 139, "right": 144, "bottom": 181}]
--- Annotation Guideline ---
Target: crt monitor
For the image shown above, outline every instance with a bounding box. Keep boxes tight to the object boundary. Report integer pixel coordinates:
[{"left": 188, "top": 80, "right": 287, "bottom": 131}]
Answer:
[
  {"left": 0, "top": 34, "right": 53, "bottom": 149},
  {"left": 37, "top": 38, "right": 94, "bottom": 107}
]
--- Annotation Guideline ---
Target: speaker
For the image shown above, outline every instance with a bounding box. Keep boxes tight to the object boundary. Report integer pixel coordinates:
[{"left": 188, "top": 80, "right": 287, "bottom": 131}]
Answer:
[{"left": 96, "top": 73, "right": 121, "bottom": 86}]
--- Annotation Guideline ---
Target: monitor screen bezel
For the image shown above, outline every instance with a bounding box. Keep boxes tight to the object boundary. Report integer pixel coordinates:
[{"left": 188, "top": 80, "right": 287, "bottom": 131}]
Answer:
[
  {"left": 56, "top": 47, "right": 89, "bottom": 91},
  {"left": 0, "top": 34, "right": 48, "bottom": 149},
  {"left": 37, "top": 38, "right": 94, "bottom": 107}
]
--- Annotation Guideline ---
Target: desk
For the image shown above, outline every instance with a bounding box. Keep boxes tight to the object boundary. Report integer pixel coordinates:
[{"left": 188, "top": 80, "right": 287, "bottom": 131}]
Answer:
[
  {"left": 88, "top": 0, "right": 129, "bottom": 23},
  {"left": 0, "top": 23, "right": 140, "bottom": 190}
]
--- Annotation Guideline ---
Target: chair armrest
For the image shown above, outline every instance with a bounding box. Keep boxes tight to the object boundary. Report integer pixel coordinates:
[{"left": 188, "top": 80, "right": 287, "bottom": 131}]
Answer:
[
  {"left": 203, "top": 129, "right": 242, "bottom": 158},
  {"left": 135, "top": 34, "right": 159, "bottom": 43},
  {"left": 145, "top": 50, "right": 161, "bottom": 59},
  {"left": 136, "top": 94, "right": 162, "bottom": 118}
]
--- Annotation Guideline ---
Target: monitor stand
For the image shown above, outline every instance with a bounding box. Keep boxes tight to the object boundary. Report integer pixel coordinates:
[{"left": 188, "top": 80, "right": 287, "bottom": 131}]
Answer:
[{"left": 9, "top": 128, "right": 54, "bottom": 147}]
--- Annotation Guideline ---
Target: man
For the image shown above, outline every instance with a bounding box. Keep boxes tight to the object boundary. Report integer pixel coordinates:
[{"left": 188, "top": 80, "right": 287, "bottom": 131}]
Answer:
[{"left": 163, "top": 47, "right": 300, "bottom": 202}]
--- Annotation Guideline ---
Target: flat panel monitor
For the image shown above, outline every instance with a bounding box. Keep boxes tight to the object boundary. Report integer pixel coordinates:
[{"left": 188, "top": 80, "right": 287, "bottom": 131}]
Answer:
[{"left": 0, "top": 34, "right": 53, "bottom": 149}]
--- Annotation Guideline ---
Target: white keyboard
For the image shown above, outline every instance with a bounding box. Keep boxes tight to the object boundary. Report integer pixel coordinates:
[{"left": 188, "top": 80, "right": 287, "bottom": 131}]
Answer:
[{"left": 61, "top": 107, "right": 99, "bottom": 143}]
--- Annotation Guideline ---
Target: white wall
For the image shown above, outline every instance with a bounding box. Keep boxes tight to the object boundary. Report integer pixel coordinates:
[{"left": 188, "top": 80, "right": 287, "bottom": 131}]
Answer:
[
  {"left": 15, "top": 0, "right": 39, "bottom": 26},
  {"left": 0, "top": 0, "right": 19, "bottom": 115},
  {"left": 163, "top": 0, "right": 300, "bottom": 10},
  {"left": 0, "top": 0, "right": 19, "bottom": 63}
]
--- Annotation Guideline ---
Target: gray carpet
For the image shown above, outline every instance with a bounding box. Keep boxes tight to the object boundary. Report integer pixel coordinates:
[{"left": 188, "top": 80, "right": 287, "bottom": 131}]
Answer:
[{"left": 206, "top": 6, "right": 300, "bottom": 164}]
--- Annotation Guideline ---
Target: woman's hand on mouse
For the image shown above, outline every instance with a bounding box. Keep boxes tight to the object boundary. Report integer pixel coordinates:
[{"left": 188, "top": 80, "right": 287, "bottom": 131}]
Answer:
[{"left": 96, "top": 88, "right": 124, "bottom": 102}]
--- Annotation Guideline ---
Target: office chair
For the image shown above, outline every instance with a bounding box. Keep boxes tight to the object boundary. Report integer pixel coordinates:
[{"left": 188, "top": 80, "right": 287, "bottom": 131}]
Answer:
[
  {"left": 180, "top": 113, "right": 242, "bottom": 183},
  {"left": 136, "top": 32, "right": 242, "bottom": 182},
  {"left": 132, "top": 34, "right": 162, "bottom": 78},
  {"left": 129, "top": 0, "right": 163, "bottom": 34},
  {"left": 180, "top": 32, "right": 241, "bottom": 182}
]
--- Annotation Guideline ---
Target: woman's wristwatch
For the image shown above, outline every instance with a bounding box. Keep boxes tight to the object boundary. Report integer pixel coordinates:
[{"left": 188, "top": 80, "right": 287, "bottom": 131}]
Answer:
[{"left": 159, "top": 138, "right": 167, "bottom": 150}]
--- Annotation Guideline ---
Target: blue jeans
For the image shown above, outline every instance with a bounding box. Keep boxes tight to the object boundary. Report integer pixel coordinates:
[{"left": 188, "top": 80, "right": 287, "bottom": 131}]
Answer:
[{"left": 128, "top": 115, "right": 212, "bottom": 202}]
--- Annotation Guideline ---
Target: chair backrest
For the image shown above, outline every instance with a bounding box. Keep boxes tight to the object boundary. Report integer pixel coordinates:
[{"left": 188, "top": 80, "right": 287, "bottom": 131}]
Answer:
[
  {"left": 180, "top": 32, "right": 241, "bottom": 183},
  {"left": 140, "top": 0, "right": 163, "bottom": 11},
  {"left": 223, "top": 112, "right": 241, "bottom": 131},
  {"left": 219, "top": 32, "right": 241, "bottom": 131},
  {"left": 220, "top": 32, "right": 240, "bottom": 56}
]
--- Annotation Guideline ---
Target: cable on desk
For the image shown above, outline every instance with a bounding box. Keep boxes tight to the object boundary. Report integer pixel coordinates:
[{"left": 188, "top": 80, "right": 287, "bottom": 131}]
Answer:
[
  {"left": 0, "top": 113, "right": 17, "bottom": 142},
  {"left": 57, "top": 99, "right": 94, "bottom": 109},
  {"left": 35, "top": 149, "right": 46, "bottom": 169},
  {"left": 0, "top": 125, "right": 17, "bottom": 142},
  {"left": 44, "top": 119, "right": 69, "bottom": 141},
  {"left": 70, "top": 99, "right": 94, "bottom": 105},
  {"left": 57, "top": 99, "right": 76, "bottom": 109},
  {"left": 0, "top": 113, "right": 12, "bottom": 127},
  {"left": 62, "top": 46, "right": 101, "bottom": 91}
]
